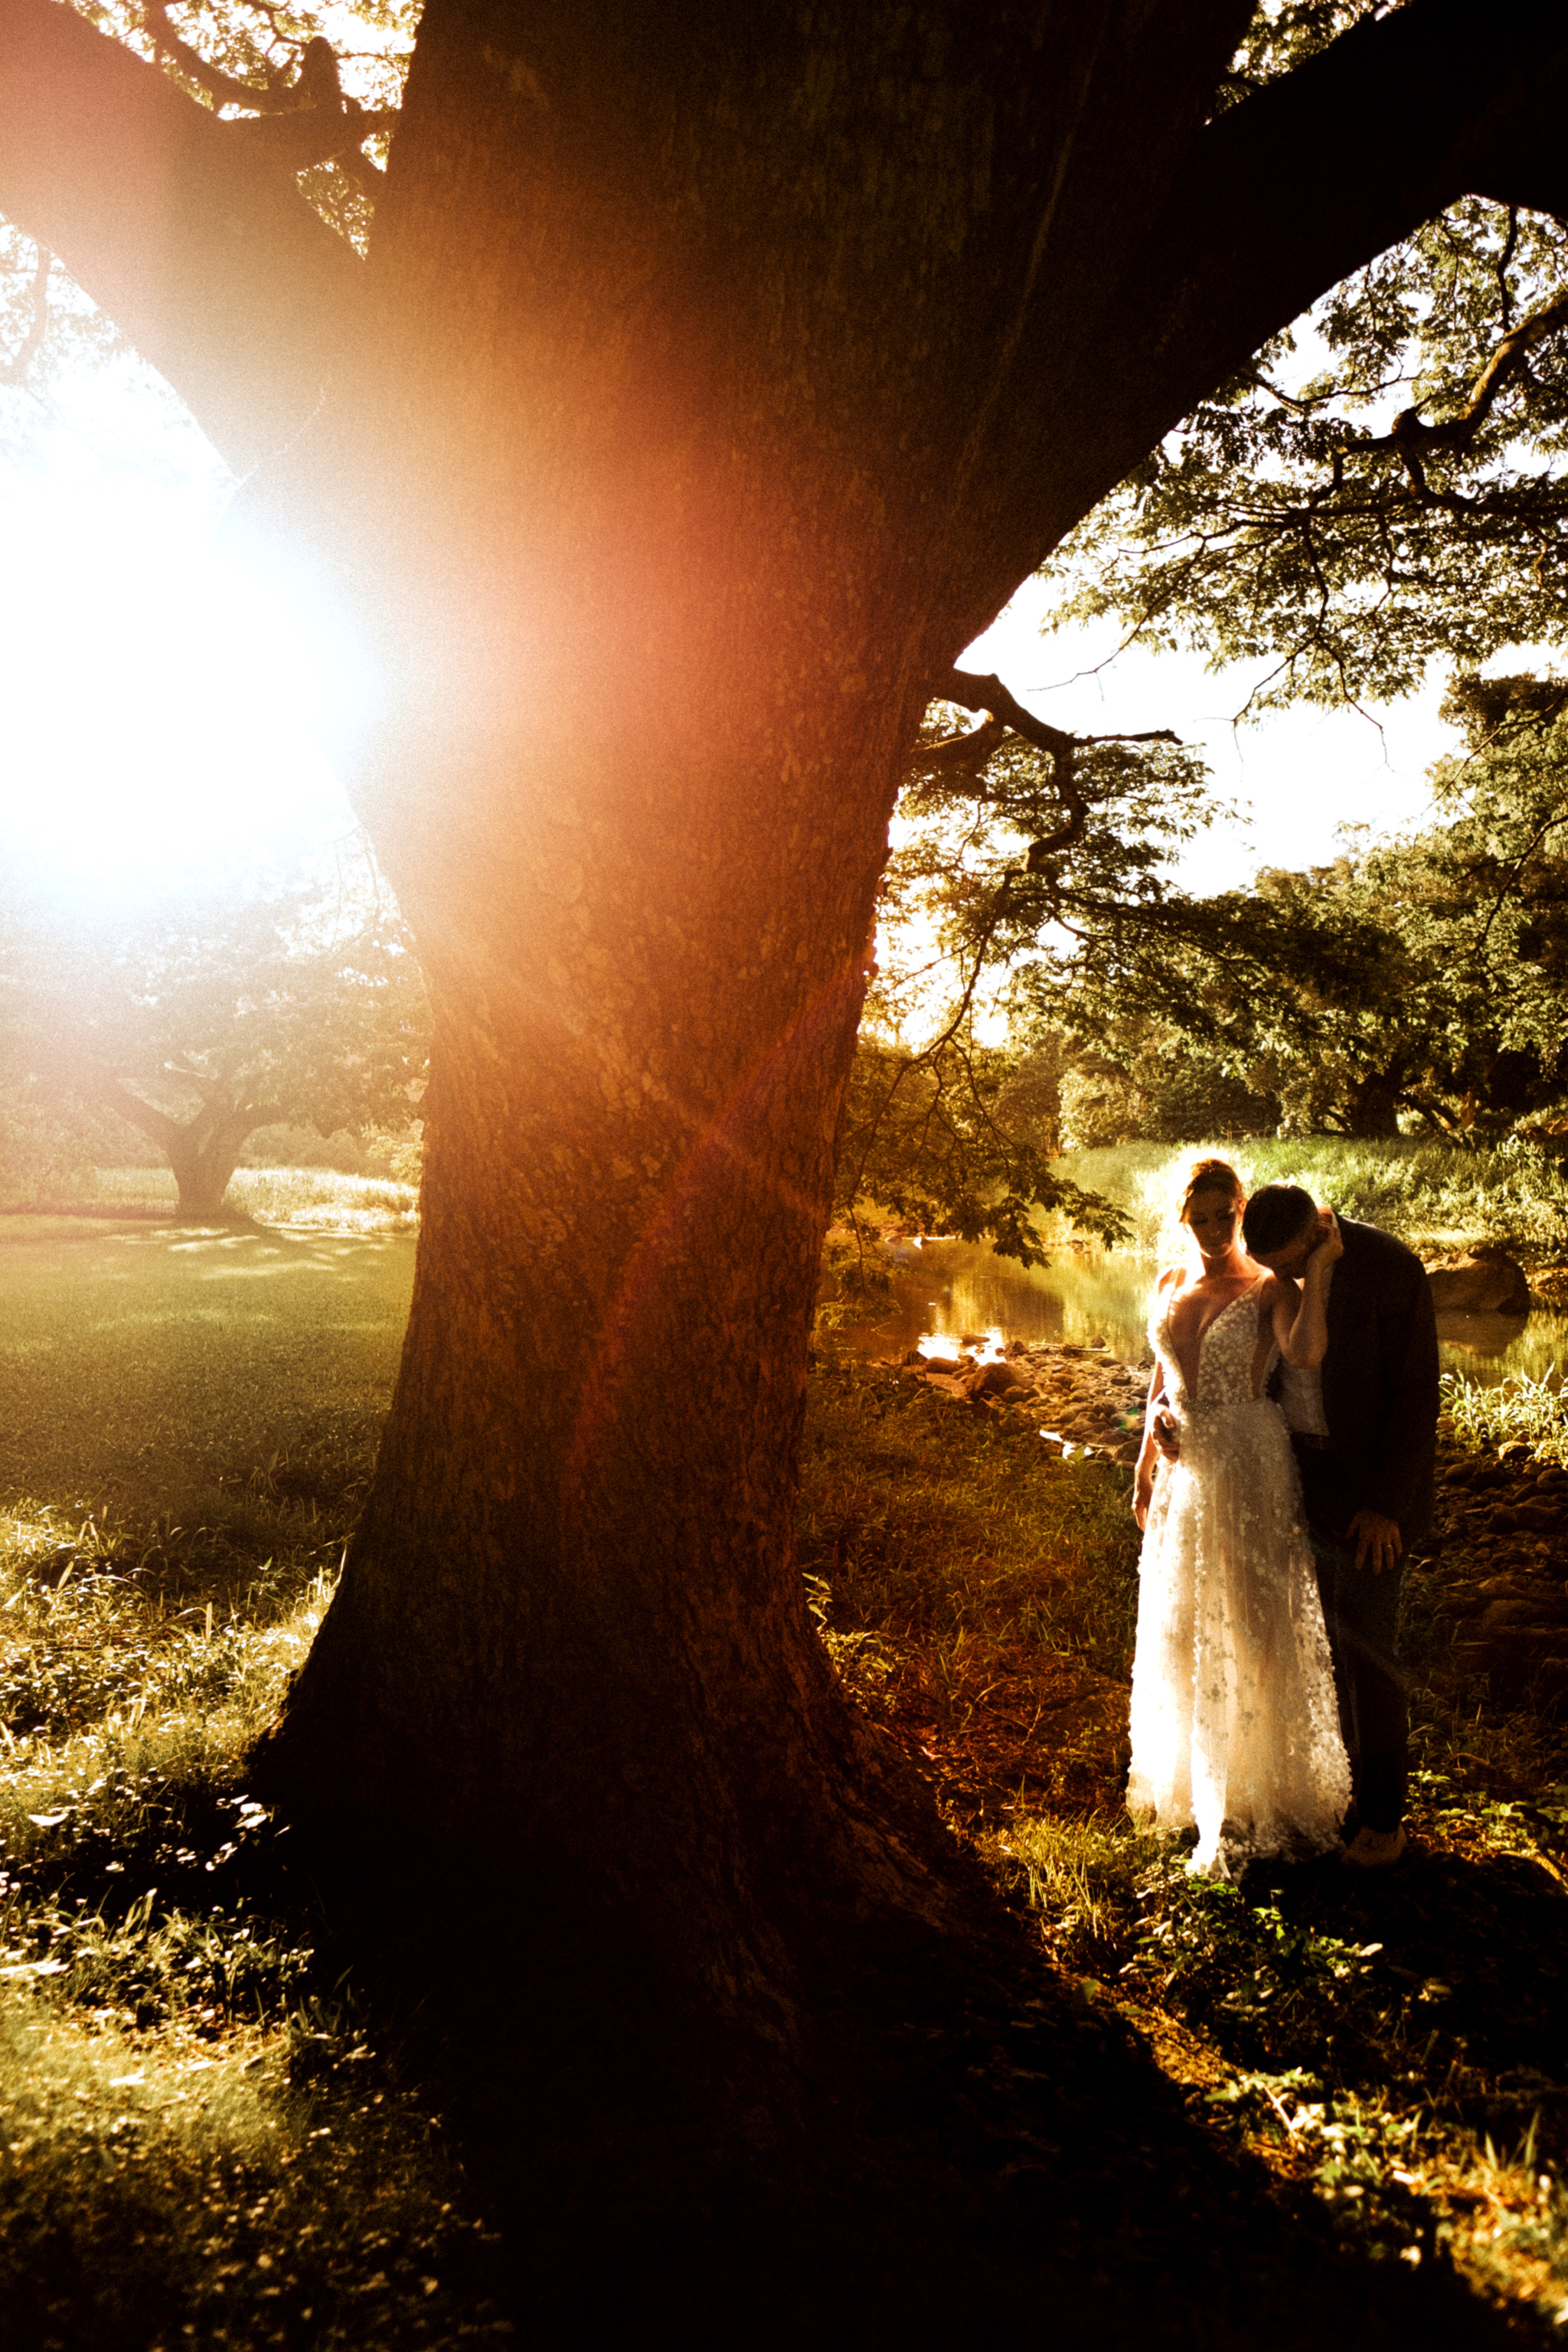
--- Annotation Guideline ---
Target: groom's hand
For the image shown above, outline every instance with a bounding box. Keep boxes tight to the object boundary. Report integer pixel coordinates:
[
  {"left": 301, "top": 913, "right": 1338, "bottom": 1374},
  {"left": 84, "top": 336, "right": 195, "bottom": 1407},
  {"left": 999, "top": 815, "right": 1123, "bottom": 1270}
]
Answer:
[{"left": 1348, "top": 1508, "right": 1403, "bottom": 1575}]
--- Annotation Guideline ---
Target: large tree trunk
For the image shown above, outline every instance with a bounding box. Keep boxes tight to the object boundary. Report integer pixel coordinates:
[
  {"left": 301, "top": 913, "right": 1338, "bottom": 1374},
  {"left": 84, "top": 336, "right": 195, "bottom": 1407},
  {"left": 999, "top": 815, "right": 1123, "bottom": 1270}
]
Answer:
[
  {"left": 165, "top": 1129, "right": 252, "bottom": 1217},
  {"left": 251, "top": 0, "right": 1268, "bottom": 2039},
  {"left": 1348, "top": 1073, "right": 1404, "bottom": 1141}
]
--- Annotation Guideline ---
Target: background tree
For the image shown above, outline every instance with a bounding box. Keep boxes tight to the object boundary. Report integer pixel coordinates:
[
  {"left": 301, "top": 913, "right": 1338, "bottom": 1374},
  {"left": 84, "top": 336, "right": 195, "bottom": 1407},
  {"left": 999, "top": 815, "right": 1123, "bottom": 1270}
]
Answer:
[
  {"left": 5, "top": 0, "right": 1568, "bottom": 2103},
  {"left": 1007, "top": 673, "right": 1568, "bottom": 1148},
  {"left": 1, "top": 873, "right": 430, "bottom": 1214}
]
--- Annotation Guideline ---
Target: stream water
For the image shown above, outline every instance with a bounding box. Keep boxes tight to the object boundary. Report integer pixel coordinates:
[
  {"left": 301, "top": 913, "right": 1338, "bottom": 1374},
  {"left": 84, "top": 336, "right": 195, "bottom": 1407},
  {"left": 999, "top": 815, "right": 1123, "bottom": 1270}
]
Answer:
[{"left": 848, "top": 1237, "right": 1568, "bottom": 1387}]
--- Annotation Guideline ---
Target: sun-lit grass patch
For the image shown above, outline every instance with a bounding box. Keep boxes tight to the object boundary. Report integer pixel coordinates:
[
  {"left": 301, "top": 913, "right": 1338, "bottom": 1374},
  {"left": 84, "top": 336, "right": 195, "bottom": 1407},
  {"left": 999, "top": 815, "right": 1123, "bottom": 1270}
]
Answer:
[
  {"left": 969, "top": 1791, "right": 1568, "bottom": 2318},
  {"left": 0, "top": 1955, "right": 508, "bottom": 2347},
  {"left": 0, "top": 1217, "right": 514, "bottom": 2341},
  {"left": 1048, "top": 1136, "right": 1568, "bottom": 1266},
  {"left": 802, "top": 1350, "right": 1568, "bottom": 2331},
  {"left": 3, "top": 1163, "right": 420, "bottom": 1232},
  {"left": 0, "top": 1592, "right": 510, "bottom": 2344},
  {"left": 0, "top": 1217, "right": 413, "bottom": 1518},
  {"left": 1442, "top": 1364, "right": 1568, "bottom": 1464},
  {"left": 227, "top": 1165, "right": 419, "bottom": 1231}
]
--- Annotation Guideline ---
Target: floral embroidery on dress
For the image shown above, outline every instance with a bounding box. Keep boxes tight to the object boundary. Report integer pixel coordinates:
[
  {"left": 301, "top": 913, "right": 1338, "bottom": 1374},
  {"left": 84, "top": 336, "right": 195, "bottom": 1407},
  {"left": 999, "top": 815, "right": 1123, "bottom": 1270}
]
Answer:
[{"left": 1127, "top": 1279, "right": 1350, "bottom": 1876}]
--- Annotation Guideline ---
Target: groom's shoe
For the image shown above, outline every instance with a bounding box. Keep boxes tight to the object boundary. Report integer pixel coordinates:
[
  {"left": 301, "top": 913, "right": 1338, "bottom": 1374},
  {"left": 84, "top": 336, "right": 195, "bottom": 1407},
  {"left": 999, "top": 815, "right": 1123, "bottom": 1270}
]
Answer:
[{"left": 1342, "top": 1824, "right": 1407, "bottom": 1870}]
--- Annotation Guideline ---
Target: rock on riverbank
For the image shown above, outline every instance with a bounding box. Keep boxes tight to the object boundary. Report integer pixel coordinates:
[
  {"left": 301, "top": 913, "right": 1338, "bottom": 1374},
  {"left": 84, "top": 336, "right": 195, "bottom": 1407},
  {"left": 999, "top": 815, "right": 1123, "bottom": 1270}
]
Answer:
[
  {"left": 1419, "top": 1439, "right": 1568, "bottom": 1700},
  {"left": 888, "top": 1337, "right": 1149, "bottom": 1462},
  {"left": 1424, "top": 1247, "right": 1532, "bottom": 1316}
]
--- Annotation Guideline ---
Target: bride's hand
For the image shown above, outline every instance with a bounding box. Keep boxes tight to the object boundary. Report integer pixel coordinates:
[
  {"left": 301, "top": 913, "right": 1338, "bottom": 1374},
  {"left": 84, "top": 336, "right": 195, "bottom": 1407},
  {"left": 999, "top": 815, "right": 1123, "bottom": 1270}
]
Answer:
[{"left": 1133, "top": 1452, "right": 1156, "bottom": 1528}]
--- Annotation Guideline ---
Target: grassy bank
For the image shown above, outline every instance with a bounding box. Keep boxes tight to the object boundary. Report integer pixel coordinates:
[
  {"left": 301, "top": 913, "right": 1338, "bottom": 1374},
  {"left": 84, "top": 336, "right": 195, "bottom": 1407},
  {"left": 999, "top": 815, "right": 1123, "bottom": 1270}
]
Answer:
[
  {"left": 5, "top": 1206, "right": 1568, "bottom": 2336},
  {"left": 1051, "top": 1138, "right": 1568, "bottom": 1267},
  {"left": 0, "top": 1212, "right": 504, "bottom": 2344}
]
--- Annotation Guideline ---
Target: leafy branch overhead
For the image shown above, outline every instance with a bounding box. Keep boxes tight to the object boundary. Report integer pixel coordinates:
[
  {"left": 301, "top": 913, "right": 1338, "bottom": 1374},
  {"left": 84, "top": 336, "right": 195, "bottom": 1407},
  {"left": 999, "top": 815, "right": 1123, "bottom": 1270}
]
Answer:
[
  {"left": 1044, "top": 197, "right": 1568, "bottom": 710},
  {"left": 831, "top": 680, "right": 1213, "bottom": 1260},
  {"left": 141, "top": 3, "right": 395, "bottom": 194}
]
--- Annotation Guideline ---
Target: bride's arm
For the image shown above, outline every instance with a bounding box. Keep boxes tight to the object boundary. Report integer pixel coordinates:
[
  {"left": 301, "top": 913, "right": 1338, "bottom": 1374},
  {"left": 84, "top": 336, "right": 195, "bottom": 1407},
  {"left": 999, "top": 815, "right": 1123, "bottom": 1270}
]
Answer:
[
  {"left": 1134, "top": 1269, "right": 1180, "bottom": 1527},
  {"left": 1134, "top": 1374, "right": 1166, "bottom": 1529},
  {"left": 1269, "top": 1215, "right": 1344, "bottom": 1365}
]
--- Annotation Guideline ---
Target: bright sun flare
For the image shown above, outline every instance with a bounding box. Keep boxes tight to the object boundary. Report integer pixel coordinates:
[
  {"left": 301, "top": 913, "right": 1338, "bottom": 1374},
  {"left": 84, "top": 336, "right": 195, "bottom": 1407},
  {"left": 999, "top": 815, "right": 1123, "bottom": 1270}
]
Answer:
[{"left": 0, "top": 388, "right": 375, "bottom": 913}]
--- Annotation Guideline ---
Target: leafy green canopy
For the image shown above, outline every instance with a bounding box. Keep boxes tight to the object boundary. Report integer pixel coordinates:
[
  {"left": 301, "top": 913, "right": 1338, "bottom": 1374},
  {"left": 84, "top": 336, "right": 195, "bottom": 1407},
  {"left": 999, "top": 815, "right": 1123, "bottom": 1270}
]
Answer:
[
  {"left": 1042, "top": 193, "right": 1568, "bottom": 711},
  {"left": 832, "top": 708, "right": 1217, "bottom": 1256}
]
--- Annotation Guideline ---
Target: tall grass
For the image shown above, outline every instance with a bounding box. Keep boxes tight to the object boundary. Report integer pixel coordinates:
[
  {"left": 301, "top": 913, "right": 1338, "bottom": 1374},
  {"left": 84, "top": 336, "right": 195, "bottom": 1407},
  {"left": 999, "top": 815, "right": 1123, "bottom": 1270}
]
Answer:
[
  {"left": 0, "top": 1218, "right": 510, "bottom": 2343},
  {"left": 230, "top": 1165, "right": 418, "bottom": 1230},
  {"left": 70, "top": 1163, "right": 420, "bottom": 1230},
  {"left": 1051, "top": 1137, "right": 1568, "bottom": 1264},
  {"left": 1442, "top": 1365, "right": 1568, "bottom": 1464}
]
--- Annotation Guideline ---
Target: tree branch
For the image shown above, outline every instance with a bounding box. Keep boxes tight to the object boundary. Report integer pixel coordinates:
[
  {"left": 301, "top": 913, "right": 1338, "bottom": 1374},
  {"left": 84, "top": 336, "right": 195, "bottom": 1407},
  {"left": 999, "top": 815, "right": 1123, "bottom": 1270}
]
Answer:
[
  {"left": 977, "top": 0, "right": 1568, "bottom": 620},
  {"left": 927, "top": 668, "right": 1182, "bottom": 864},
  {"left": 141, "top": 7, "right": 400, "bottom": 169},
  {"left": 144, "top": 0, "right": 297, "bottom": 116},
  {"left": 0, "top": 238, "right": 51, "bottom": 385},
  {"left": 0, "top": 0, "right": 366, "bottom": 472},
  {"left": 939, "top": 669, "right": 1076, "bottom": 761},
  {"left": 1381, "top": 284, "right": 1568, "bottom": 461},
  {"left": 90, "top": 1070, "right": 186, "bottom": 1155}
]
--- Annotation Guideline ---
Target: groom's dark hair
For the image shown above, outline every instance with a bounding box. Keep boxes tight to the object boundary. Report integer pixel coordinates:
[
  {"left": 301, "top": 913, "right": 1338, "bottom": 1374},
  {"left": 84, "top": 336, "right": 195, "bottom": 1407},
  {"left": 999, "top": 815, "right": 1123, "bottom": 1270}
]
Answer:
[{"left": 1243, "top": 1184, "right": 1318, "bottom": 1256}]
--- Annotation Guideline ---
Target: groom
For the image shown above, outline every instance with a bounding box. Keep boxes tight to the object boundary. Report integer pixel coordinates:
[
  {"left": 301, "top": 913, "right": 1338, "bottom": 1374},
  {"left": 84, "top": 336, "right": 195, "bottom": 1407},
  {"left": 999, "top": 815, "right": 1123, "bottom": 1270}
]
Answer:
[{"left": 1242, "top": 1184, "right": 1440, "bottom": 1869}]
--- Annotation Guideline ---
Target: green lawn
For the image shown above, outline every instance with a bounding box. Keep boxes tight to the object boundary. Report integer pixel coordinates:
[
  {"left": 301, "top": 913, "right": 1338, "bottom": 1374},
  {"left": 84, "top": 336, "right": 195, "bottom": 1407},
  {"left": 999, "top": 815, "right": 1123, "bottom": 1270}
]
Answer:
[
  {"left": 0, "top": 1214, "right": 415, "bottom": 1522},
  {"left": 0, "top": 1210, "right": 528, "bottom": 2347}
]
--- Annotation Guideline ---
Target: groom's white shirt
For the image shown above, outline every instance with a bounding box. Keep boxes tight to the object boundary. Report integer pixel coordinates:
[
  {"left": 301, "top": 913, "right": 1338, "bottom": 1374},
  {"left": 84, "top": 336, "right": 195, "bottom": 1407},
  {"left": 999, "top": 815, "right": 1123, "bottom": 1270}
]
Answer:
[
  {"left": 1276, "top": 1241, "right": 1334, "bottom": 1437},
  {"left": 1278, "top": 1359, "right": 1331, "bottom": 1436}
]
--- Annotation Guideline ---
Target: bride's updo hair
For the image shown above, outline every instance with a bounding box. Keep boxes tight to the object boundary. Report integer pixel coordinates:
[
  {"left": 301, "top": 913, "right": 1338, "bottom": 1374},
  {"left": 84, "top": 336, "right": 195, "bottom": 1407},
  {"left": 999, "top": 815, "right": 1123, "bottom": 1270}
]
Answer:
[{"left": 1177, "top": 1155, "right": 1246, "bottom": 1225}]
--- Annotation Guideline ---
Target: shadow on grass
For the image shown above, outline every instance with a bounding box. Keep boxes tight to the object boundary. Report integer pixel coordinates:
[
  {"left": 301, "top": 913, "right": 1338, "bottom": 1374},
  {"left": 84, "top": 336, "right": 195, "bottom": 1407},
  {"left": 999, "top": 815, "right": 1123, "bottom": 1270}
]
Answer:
[
  {"left": 292, "top": 1838, "right": 1524, "bottom": 2349},
  {"left": 0, "top": 1681, "right": 1544, "bottom": 2344}
]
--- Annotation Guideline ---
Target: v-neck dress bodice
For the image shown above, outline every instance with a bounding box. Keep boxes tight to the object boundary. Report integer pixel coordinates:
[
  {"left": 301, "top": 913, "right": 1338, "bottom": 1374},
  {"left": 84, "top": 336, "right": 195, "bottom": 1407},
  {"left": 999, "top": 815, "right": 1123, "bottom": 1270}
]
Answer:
[
  {"left": 1128, "top": 1277, "right": 1348, "bottom": 1877},
  {"left": 1155, "top": 1279, "right": 1275, "bottom": 1415}
]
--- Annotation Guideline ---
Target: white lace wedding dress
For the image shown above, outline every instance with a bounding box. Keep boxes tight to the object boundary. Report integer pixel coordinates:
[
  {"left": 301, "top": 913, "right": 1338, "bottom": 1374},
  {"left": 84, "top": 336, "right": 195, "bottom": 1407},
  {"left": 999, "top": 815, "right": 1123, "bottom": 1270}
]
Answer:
[{"left": 1127, "top": 1277, "right": 1350, "bottom": 1877}]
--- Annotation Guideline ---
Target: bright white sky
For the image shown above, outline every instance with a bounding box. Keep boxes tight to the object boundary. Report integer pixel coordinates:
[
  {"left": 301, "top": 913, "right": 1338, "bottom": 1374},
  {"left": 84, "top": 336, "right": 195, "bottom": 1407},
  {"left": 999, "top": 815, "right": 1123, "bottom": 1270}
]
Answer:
[
  {"left": 0, "top": 354, "right": 367, "bottom": 914},
  {"left": 964, "top": 582, "right": 1455, "bottom": 895},
  {"left": 0, "top": 338, "right": 1459, "bottom": 914}
]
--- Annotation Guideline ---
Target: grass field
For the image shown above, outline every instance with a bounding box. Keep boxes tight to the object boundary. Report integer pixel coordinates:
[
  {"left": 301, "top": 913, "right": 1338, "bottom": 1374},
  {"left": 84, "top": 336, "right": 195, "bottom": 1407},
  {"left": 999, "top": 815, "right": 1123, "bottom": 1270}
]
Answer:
[
  {"left": 1052, "top": 1137, "right": 1568, "bottom": 1266},
  {"left": 0, "top": 1205, "right": 495, "bottom": 2346},
  {"left": 5, "top": 1181, "right": 1568, "bottom": 2336}
]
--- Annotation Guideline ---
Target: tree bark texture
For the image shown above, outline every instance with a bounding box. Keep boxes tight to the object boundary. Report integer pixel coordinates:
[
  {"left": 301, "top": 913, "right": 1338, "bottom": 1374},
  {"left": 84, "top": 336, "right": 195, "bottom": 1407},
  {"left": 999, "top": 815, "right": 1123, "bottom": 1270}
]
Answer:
[{"left": 5, "top": 0, "right": 1568, "bottom": 2040}]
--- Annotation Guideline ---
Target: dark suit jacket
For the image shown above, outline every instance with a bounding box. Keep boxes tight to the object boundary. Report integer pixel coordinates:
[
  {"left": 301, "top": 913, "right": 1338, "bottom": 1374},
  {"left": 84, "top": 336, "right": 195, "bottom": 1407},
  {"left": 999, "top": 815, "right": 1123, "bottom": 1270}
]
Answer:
[{"left": 1297, "top": 1216, "right": 1439, "bottom": 1546}]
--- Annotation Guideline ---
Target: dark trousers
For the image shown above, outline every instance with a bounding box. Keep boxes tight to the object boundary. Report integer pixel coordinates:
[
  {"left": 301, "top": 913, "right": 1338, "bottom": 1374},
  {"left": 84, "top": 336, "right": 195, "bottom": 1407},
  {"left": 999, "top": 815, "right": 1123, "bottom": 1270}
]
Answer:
[{"left": 1294, "top": 1444, "right": 1408, "bottom": 1834}]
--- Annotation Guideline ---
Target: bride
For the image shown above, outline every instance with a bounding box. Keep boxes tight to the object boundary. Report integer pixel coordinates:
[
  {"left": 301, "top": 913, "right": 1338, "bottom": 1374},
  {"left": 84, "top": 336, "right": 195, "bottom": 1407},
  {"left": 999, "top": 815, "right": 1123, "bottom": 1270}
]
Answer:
[{"left": 1129, "top": 1156, "right": 1350, "bottom": 1876}]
